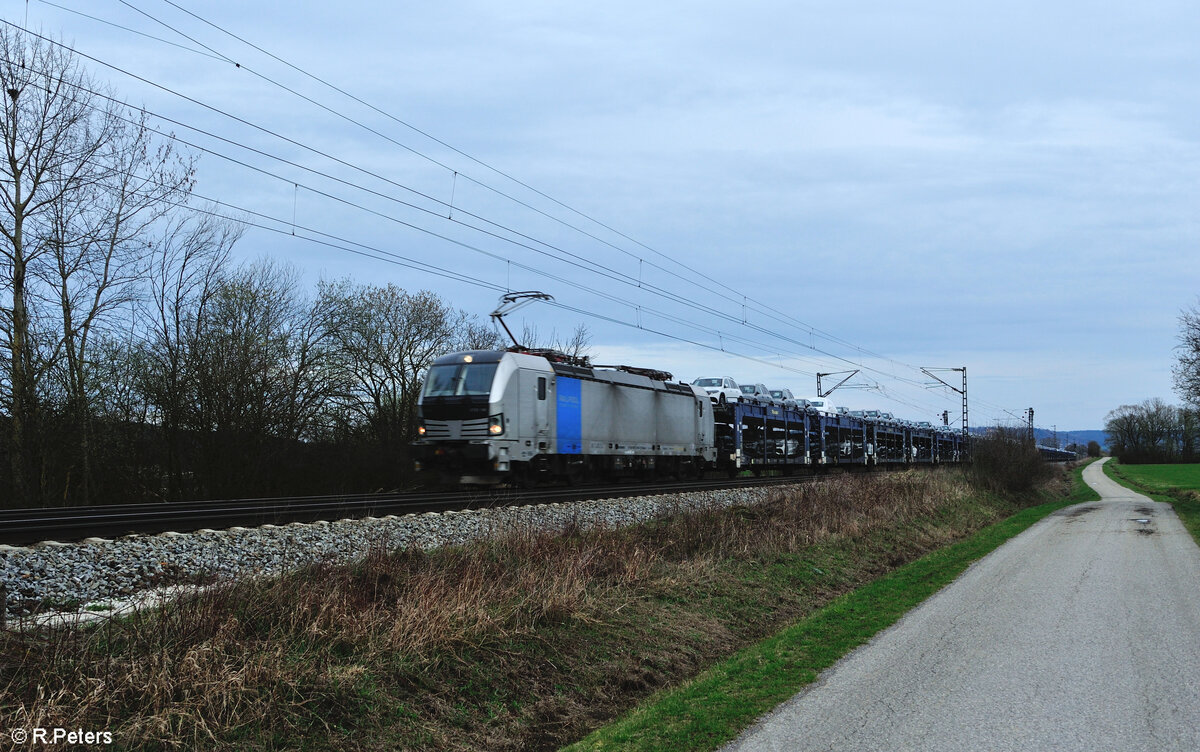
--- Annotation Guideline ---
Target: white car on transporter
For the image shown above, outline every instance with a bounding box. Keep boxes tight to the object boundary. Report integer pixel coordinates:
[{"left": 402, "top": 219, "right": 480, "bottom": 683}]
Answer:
[
  {"left": 691, "top": 376, "right": 742, "bottom": 405},
  {"left": 800, "top": 396, "right": 841, "bottom": 416}
]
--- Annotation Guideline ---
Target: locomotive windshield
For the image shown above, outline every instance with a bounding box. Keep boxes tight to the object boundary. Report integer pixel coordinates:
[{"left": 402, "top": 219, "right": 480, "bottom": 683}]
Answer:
[{"left": 422, "top": 362, "right": 498, "bottom": 398}]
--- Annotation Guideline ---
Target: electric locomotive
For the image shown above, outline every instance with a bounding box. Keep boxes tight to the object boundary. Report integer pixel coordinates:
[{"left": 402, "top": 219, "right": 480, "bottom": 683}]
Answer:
[{"left": 414, "top": 348, "right": 717, "bottom": 485}]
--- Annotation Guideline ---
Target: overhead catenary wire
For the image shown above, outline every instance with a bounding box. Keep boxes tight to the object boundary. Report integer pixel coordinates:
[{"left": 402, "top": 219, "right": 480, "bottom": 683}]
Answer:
[
  {"left": 9, "top": 11, "right": 1019, "bottom": 420},
  {"left": 5, "top": 28, "right": 866, "bottom": 380},
  {"left": 124, "top": 1, "right": 1020, "bottom": 414},
  {"left": 26, "top": 7, "right": 960, "bottom": 401},
  {"left": 7, "top": 17, "right": 958, "bottom": 414},
  {"left": 163, "top": 190, "right": 833, "bottom": 380},
  {"left": 36, "top": 0, "right": 227, "bottom": 62},
  {"left": 13, "top": 19, "right": 965, "bottom": 416},
  {"left": 16, "top": 19, "right": 823, "bottom": 363},
  {"left": 188, "top": 0, "right": 933, "bottom": 379},
  {"left": 129, "top": 110, "right": 839, "bottom": 372},
  {"left": 8, "top": 67, "right": 836, "bottom": 384},
  {"left": 45, "top": 2, "right": 950, "bottom": 379}
]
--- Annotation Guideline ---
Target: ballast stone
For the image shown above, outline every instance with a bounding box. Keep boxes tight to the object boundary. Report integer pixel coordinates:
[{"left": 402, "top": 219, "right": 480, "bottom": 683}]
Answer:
[{"left": 1, "top": 485, "right": 781, "bottom": 621}]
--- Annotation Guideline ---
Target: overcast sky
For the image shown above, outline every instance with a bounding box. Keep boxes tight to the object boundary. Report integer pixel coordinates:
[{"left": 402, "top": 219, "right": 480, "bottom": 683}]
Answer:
[{"left": 16, "top": 0, "right": 1200, "bottom": 432}]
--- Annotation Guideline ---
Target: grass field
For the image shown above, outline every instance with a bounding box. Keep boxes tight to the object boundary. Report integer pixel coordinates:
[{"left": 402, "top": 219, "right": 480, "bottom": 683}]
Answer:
[{"left": 1103, "top": 462, "right": 1200, "bottom": 494}]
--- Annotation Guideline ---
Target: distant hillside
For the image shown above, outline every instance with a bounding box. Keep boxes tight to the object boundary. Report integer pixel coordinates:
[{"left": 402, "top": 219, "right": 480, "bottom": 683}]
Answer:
[
  {"left": 1048, "top": 430, "right": 1109, "bottom": 449},
  {"left": 969, "top": 427, "right": 1109, "bottom": 449}
]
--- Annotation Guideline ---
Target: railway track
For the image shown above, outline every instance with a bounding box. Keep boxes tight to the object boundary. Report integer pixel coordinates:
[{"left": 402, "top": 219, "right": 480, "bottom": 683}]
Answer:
[{"left": 0, "top": 475, "right": 817, "bottom": 547}]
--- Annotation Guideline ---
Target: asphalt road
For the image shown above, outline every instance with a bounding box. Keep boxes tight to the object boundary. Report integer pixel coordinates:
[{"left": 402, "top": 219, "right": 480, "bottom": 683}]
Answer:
[{"left": 723, "top": 458, "right": 1200, "bottom": 752}]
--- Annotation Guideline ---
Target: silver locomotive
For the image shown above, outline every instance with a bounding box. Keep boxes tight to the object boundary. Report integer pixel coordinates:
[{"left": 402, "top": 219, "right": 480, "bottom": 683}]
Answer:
[{"left": 414, "top": 349, "right": 717, "bottom": 485}]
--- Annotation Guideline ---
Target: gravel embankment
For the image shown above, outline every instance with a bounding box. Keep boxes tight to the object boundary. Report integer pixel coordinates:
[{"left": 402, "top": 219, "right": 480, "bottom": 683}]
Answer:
[{"left": 1, "top": 486, "right": 776, "bottom": 621}]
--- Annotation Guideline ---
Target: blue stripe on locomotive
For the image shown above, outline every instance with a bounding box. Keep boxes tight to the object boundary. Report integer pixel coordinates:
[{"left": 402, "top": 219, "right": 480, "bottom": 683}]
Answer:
[{"left": 556, "top": 376, "right": 582, "bottom": 454}]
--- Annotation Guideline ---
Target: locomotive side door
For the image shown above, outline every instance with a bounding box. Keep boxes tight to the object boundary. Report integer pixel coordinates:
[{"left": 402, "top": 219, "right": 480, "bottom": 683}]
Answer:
[
  {"left": 535, "top": 374, "right": 550, "bottom": 437},
  {"left": 518, "top": 370, "right": 552, "bottom": 451}
]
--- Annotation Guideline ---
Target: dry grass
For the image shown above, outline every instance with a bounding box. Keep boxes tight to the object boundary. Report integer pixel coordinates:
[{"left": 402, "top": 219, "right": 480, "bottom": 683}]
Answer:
[
  {"left": 642, "top": 471, "right": 972, "bottom": 559},
  {"left": 1, "top": 467, "right": 1047, "bottom": 750}
]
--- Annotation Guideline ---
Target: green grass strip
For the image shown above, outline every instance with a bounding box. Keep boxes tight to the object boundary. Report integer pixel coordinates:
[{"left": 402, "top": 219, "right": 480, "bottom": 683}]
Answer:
[
  {"left": 1067, "top": 458, "right": 1101, "bottom": 503},
  {"left": 565, "top": 494, "right": 1078, "bottom": 752},
  {"left": 1169, "top": 495, "right": 1200, "bottom": 545}
]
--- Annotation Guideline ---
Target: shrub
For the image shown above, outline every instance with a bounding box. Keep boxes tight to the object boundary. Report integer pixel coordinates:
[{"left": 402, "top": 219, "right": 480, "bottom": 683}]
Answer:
[{"left": 967, "top": 427, "right": 1056, "bottom": 494}]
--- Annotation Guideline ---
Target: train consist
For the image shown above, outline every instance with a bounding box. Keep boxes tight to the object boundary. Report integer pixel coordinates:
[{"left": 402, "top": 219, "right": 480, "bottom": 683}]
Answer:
[
  {"left": 414, "top": 348, "right": 975, "bottom": 485},
  {"left": 1037, "top": 445, "right": 1078, "bottom": 462}
]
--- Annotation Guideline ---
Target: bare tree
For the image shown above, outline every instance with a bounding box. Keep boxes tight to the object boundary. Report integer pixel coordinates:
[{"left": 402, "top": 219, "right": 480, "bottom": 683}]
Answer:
[
  {"left": 1105, "top": 398, "right": 1181, "bottom": 463},
  {"left": 518, "top": 322, "right": 592, "bottom": 359},
  {"left": 1180, "top": 406, "right": 1199, "bottom": 461},
  {"left": 140, "top": 212, "right": 238, "bottom": 499},
  {"left": 1173, "top": 302, "right": 1200, "bottom": 408},
  {"left": 0, "top": 27, "right": 191, "bottom": 504},
  {"left": 182, "top": 258, "right": 333, "bottom": 498},
  {"left": 79, "top": 331, "right": 158, "bottom": 500},
  {"left": 453, "top": 318, "right": 502, "bottom": 352},
  {"left": 321, "top": 281, "right": 484, "bottom": 446},
  {"left": 45, "top": 110, "right": 192, "bottom": 503},
  {"left": 1138, "top": 398, "right": 1178, "bottom": 455}
]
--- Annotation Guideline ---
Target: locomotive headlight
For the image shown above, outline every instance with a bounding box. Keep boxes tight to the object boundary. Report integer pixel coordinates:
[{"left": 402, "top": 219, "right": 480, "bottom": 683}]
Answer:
[
  {"left": 417, "top": 423, "right": 426, "bottom": 436},
  {"left": 488, "top": 414, "right": 505, "bottom": 435}
]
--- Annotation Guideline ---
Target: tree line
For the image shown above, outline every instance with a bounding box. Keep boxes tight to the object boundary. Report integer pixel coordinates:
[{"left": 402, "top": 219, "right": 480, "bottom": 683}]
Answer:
[
  {"left": 2, "top": 206, "right": 500, "bottom": 507},
  {"left": 0, "top": 28, "right": 509, "bottom": 508},
  {"left": 1104, "top": 399, "right": 1200, "bottom": 464}
]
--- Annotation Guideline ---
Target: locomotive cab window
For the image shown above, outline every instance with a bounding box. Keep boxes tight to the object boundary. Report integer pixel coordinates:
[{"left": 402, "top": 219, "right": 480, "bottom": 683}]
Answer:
[
  {"left": 422, "top": 362, "right": 498, "bottom": 397},
  {"left": 537, "top": 377, "right": 546, "bottom": 400}
]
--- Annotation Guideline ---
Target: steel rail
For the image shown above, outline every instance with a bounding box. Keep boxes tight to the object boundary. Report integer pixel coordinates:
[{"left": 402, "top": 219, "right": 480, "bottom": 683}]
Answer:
[{"left": 0, "top": 475, "right": 819, "bottom": 547}]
